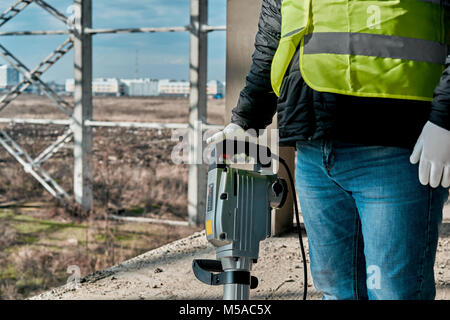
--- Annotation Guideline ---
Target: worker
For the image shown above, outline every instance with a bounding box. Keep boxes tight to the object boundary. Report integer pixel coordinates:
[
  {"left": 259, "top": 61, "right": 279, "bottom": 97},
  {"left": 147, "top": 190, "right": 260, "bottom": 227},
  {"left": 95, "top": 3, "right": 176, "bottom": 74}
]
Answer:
[{"left": 208, "top": 0, "right": 450, "bottom": 300}]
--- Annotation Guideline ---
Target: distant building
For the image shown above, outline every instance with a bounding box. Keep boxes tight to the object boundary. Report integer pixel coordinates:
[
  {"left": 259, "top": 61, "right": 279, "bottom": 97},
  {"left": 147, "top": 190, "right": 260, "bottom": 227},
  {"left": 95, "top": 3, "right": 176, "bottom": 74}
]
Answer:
[
  {"left": 158, "top": 79, "right": 225, "bottom": 98},
  {"left": 121, "top": 78, "right": 159, "bottom": 96},
  {"left": 48, "top": 81, "right": 65, "bottom": 93},
  {"left": 0, "top": 65, "right": 19, "bottom": 88},
  {"left": 92, "top": 78, "right": 122, "bottom": 96},
  {"left": 65, "top": 79, "right": 74, "bottom": 94},
  {"left": 64, "top": 78, "right": 225, "bottom": 98},
  {"left": 65, "top": 78, "right": 122, "bottom": 96},
  {"left": 30, "top": 81, "right": 65, "bottom": 96},
  {"left": 207, "top": 80, "right": 225, "bottom": 99},
  {"left": 158, "top": 79, "right": 190, "bottom": 97}
]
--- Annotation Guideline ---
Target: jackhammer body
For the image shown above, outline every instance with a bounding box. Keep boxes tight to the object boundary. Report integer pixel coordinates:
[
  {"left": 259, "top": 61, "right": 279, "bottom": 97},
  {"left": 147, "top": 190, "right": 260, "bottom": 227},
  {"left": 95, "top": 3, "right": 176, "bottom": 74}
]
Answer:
[{"left": 192, "top": 140, "right": 287, "bottom": 300}]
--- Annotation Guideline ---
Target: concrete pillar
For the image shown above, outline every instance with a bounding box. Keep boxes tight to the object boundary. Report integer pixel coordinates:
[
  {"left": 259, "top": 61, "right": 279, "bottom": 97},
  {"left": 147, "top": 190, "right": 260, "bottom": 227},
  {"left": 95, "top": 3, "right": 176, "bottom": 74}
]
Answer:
[
  {"left": 225, "top": 0, "right": 295, "bottom": 235},
  {"left": 188, "top": 0, "right": 208, "bottom": 225},
  {"left": 72, "top": 0, "right": 93, "bottom": 211}
]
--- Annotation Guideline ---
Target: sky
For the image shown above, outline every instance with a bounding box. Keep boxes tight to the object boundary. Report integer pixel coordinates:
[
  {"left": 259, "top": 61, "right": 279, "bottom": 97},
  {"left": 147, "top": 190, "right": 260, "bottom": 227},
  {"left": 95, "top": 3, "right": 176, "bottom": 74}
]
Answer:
[{"left": 0, "top": 0, "right": 227, "bottom": 84}]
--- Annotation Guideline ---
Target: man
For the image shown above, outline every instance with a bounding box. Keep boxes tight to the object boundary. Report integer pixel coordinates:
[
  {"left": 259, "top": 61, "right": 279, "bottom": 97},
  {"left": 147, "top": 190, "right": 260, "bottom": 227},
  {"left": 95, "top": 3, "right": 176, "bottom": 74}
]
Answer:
[{"left": 208, "top": 0, "right": 450, "bottom": 299}]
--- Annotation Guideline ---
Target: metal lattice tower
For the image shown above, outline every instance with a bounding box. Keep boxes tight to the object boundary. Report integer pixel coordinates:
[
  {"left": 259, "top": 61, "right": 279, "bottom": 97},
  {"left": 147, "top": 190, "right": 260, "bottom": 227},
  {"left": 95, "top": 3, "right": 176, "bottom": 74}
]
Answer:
[{"left": 0, "top": 0, "right": 225, "bottom": 225}]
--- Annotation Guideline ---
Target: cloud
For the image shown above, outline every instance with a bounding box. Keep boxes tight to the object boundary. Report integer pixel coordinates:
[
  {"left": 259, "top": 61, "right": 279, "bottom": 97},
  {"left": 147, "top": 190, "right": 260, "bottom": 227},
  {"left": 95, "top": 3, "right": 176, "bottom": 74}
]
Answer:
[{"left": 169, "top": 58, "right": 187, "bottom": 65}]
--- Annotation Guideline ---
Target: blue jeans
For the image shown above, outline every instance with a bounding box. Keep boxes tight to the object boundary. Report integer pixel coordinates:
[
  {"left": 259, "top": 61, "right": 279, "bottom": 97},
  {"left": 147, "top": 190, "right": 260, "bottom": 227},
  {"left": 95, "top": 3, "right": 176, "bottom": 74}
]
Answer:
[{"left": 295, "top": 139, "right": 449, "bottom": 300}]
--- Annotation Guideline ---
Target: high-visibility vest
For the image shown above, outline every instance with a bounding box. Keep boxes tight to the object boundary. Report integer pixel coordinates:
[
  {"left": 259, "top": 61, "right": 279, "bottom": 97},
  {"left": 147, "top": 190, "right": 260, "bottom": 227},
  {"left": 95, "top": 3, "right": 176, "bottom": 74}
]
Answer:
[{"left": 271, "top": 0, "right": 450, "bottom": 101}]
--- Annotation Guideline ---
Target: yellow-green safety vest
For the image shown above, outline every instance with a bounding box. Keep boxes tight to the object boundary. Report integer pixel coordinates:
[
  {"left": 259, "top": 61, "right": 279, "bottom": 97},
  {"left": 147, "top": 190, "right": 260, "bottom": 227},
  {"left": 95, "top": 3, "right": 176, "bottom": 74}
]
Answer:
[{"left": 271, "top": 0, "right": 450, "bottom": 101}]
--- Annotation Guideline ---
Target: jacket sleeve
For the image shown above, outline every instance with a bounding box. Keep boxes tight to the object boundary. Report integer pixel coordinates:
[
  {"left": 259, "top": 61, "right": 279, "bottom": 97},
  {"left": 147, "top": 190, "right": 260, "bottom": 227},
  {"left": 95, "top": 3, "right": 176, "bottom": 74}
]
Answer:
[
  {"left": 230, "top": 0, "right": 281, "bottom": 131},
  {"left": 430, "top": 55, "right": 450, "bottom": 130}
]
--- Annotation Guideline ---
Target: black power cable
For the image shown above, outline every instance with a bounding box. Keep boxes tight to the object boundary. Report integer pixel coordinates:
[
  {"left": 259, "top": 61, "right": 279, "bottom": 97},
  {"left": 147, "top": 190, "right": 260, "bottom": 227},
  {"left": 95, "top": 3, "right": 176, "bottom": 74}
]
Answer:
[{"left": 279, "top": 157, "right": 308, "bottom": 300}]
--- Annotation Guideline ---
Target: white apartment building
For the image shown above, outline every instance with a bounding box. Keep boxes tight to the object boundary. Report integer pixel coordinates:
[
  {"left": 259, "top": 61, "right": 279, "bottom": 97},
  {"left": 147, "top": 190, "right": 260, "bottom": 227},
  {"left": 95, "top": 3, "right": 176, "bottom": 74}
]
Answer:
[
  {"left": 65, "top": 78, "right": 122, "bottom": 96},
  {"left": 121, "top": 78, "right": 159, "bottom": 96},
  {"left": 158, "top": 79, "right": 190, "bottom": 97},
  {"left": 158, "top": 79, "right": 225, "bottom": 98}
]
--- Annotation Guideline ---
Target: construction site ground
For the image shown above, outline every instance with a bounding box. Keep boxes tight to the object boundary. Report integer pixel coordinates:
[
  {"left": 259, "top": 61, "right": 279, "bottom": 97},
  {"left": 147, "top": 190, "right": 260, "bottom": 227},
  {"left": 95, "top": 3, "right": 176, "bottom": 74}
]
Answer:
[{"left": 32, "top": 206, "right": 450, "bottom": 300}]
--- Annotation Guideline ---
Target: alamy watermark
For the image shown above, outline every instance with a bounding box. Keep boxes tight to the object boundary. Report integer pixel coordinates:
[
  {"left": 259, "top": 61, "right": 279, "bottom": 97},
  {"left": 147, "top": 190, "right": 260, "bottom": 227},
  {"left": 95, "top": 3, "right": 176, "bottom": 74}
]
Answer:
[
  {"left": 66, "top": 265, "right": 81, "bottom": 290},
  {"left": 367, "top": 5, "right": 381, "bottom": 29},
  {"left": 366, "top": 265, "right": 381, "bottom": 290}
]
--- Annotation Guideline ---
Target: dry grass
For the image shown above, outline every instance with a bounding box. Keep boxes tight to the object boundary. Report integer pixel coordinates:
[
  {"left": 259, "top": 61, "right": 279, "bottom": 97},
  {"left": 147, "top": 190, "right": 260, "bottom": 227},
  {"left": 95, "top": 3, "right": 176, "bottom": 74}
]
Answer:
[{"left": 0, "top": 94, "right": 225, "bottom": 125}]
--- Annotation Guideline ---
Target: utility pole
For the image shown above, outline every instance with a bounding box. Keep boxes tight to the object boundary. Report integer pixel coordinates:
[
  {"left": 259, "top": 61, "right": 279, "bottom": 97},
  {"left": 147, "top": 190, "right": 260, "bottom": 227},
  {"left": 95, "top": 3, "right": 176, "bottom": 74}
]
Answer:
[{"left": 135, "top": 48, "right": 139, "bottom": 79}]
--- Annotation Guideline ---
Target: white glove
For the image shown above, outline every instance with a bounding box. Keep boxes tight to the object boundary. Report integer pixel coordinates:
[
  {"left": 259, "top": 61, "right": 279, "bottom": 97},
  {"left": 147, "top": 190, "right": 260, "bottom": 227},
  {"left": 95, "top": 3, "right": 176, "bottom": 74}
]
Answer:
[
  {"left": 206, "top": 123, "right": 248, "bottom": 145},
  {"left": 410, "top": 121, "right": 450, "bottom": 188}
]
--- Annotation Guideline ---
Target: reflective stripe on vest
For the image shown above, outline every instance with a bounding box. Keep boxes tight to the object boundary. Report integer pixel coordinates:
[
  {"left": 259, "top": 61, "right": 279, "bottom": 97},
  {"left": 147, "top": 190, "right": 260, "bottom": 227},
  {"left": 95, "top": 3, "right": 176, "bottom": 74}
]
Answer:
[
  {"left": 271, "top": 0, "right": 450, "bottom": 101},
  {"left": 303, "top": 33, "right": 447, "bottom": 65}
]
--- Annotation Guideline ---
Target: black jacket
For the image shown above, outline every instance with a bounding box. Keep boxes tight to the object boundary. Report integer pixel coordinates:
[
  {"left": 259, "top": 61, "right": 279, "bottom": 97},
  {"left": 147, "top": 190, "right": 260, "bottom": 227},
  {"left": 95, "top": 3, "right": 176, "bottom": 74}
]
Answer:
[{"left": 231, "top": 0, "right": 450, "bottom": 149}]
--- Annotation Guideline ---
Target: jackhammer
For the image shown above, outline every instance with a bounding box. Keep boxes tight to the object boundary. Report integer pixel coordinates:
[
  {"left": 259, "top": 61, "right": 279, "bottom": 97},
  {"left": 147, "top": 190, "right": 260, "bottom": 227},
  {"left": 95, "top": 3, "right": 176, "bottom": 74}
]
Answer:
[{"left": 192, "top": 139, "right": 307, "bottom": 300}]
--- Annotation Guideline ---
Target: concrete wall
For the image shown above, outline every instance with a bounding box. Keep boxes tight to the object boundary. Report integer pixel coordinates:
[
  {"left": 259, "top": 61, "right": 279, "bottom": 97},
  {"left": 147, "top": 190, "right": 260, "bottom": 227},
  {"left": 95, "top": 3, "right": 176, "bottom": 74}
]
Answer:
[{"left": 225, "top": 0, "right": 295, "bottom": 235}]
